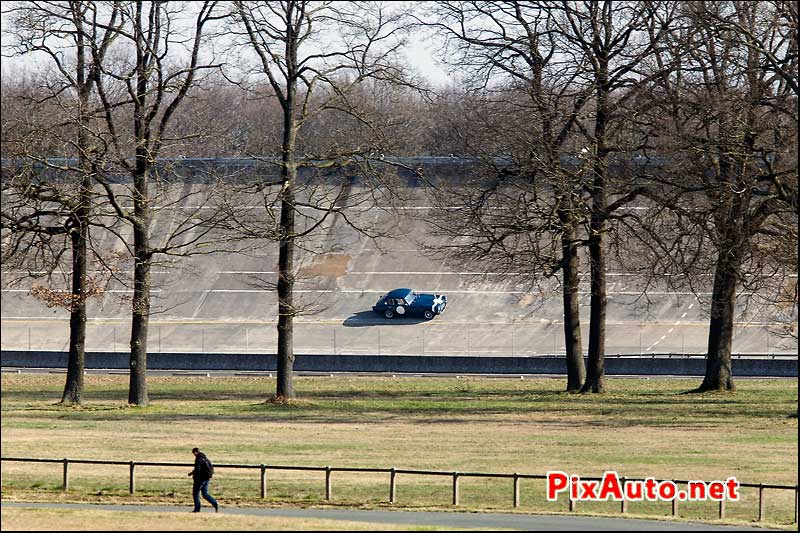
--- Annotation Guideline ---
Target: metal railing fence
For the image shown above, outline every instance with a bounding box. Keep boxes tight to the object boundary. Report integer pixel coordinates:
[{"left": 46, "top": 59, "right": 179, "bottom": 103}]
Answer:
[{"left": 2, "top": 322, "right": 797, "bottom": 357}]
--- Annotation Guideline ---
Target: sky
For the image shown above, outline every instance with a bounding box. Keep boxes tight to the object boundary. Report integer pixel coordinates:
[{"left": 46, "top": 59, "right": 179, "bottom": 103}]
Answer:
[
  {"left": 403, "top": 39, "right": 454, "bottom": 87},
  {"left": 0, "top": 3, "right": 456, "bottom": 88}
]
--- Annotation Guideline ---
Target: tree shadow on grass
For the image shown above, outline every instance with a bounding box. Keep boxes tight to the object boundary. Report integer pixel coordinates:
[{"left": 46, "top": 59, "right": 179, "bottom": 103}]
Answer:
[
  {"left": 35, "top": 410, "right": 778, "bottom": 428},
  {"left": 10, "top": 393, "right": 788, "bottom": 428}
]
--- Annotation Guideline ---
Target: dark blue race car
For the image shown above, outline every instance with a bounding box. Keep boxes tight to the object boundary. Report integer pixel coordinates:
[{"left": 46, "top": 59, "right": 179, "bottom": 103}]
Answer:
[{"left": 372, "top": 288, "right": 447, "bottom": 320}]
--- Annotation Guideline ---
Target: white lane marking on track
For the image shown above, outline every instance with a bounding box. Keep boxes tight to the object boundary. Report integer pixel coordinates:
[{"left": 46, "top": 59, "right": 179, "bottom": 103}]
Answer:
[{"left": 646, "top": 295, "right": 700, "bottom": 352}]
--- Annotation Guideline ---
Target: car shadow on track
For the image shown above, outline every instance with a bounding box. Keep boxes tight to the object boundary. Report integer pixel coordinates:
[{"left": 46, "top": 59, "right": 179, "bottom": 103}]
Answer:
[{"left": 343, "top": 311, "right": 428, "bottom": 327}]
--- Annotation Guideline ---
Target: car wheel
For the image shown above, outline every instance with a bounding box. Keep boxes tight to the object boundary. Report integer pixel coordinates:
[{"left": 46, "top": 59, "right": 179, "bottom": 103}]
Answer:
[
  {"left": 423, "top": 310, "right": 434, "bottom": 320},
  {"left": 384, "top": 309, "right": 395, "bottom": 319}
]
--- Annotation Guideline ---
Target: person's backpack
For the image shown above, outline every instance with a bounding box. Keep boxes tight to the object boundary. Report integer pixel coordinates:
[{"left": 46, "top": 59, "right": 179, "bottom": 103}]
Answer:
[{"left": 198, "top": 454, "right": 214, "bottom": 478}]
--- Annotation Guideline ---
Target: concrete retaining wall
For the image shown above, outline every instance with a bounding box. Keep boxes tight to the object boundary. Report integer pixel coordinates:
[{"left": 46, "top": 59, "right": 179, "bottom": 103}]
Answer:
[{"left": 1, "top": 351, "right": 796, "bottom": 377}]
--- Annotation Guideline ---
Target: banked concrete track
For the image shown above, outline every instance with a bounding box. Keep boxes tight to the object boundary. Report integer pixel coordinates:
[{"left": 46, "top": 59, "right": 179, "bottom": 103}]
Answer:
[{"left": 2, "top": 162, "right": 796, "bottom": 361}]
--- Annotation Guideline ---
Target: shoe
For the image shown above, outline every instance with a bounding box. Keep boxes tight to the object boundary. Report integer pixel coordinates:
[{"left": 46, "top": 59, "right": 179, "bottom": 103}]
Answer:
[
  {"left": 213, "top": 503, "right": 219, "bottom": 512},
  {"left": 191, "top": 509, "right": 200, "bottom": 513}
]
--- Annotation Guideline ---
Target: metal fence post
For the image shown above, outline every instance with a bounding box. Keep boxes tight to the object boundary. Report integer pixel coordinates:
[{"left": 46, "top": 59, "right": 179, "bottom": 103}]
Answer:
[
  {"left": 513, "top": 473, "right": 520, "bottom": 508},
  {"left": 794, "top": 486, "right": 798, "bottom": 524},
  {"left": 129, "top": 461, "right": 136, "bottom": 494},
  {"left": 389, "top": 468, "right": 396, "bottom": 504},
  {"left": 452, "top": 472, "right": 459, "bottom": 506},
  {"left": 260, "top": 465, "right": 266, "bottom": 499},
  {"left": 325, "top": 466, "right": 332, "bottom": 501},
  {"left": 62, "top": 458, "right": 69, "bottom": 492}
]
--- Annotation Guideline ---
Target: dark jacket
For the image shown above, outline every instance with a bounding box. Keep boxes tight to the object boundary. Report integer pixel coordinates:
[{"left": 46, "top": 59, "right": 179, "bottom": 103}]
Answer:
[{"left": 191, "top": 452, "right": 213, "bottom": 482}]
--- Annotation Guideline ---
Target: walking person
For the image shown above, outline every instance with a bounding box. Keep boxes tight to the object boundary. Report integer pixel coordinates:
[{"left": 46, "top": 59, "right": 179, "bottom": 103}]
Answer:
[{"left": 188, "top": 447, "right": 219, "bottom": 512}]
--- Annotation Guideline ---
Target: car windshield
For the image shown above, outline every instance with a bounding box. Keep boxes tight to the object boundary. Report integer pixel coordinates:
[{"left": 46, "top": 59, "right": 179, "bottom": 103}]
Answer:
[{"left": 378, "top": 290, "right": 416, "bottom": 305}]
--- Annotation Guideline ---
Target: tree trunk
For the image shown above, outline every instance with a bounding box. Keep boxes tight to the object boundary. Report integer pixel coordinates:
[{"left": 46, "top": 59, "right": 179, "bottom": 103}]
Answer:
[
  {"left": 62, "top": 218, "right": 87, "bottom": 405},
  {"left": 129, "top": 245, "right": 150, "bottom": 406},
  {"left": 61, "top": 110, "right": 92, "bottom": 404},
  {"left": 582, "top": 216, "right": 607, "bottom": 393},
  {"left": 62, "top": 65, "right": 92, "bottom": 404},
  {"left": 274, "top": 25, "right": 300, "bottom": 400},
  {"left": 128, "top": 34, "right": 152, "bottom": 407},
  {"left": 276, "top": 183, "right": 296, "bottom": 400},
  {"left": 698, "top": 256, "right": 738, "bottom": 391},
  {"left": 129, "top": 159, "right": 150, "bottom": 406},
  {"left": 560, "top": 213, "right": 585, "bottom": 392},
  {"left": 581, "top": 67, "right": 609, "bottom": 394},
  {"left": 276, "top": 84, "right": 298, "bottom": 399}
]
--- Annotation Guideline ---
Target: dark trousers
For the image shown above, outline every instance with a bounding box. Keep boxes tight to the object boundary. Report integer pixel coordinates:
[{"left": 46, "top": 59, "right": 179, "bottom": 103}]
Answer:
[{"left": 193, "top": 479, "right": 218, "bottom": 511}]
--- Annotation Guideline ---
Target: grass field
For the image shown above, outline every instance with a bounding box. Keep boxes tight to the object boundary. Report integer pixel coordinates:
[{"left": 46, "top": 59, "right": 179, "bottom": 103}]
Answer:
[{"left": 1, "top": 373, "right": 797, "bottom": 530}]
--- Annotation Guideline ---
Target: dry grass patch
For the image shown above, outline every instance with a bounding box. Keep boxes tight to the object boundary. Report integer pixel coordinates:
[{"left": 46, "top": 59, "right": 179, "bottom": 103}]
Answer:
[{"left": 2, "top": 374, "right": 797, "bottom": 526}]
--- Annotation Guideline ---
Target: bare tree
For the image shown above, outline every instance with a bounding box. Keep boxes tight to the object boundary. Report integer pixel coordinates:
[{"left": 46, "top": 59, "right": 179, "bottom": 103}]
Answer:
[
  {"left": 1, "top": 0, "right": 121, "bottom": 404},
  {"left": 631, "top": 1, "right": 798, "bottom": 391},
  {"left": 89, "top": 0, "right": 229, "bottom": 406},
  {"left": 417, "top": 1, "right": 595, "bottom": 392},
  {"left": 419, "top": 1, "right": 674, "bottom": 392},
  {"left": 553, "top": 0, "right": 674, "bottom": 392},
  {"left": 230, "top": 0, "right": 410, "bottom": 399}
]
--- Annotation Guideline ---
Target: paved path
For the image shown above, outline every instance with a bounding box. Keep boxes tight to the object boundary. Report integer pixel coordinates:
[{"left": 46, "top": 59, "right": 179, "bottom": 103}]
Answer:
[{"left": 2, "top": 502, "right": 779, "bottom": 531}]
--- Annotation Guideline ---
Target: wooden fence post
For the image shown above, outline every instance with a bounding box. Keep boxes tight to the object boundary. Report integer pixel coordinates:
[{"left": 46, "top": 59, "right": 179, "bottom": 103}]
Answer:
[
  {"left": 62, "top": 458, "right": 69, "bottom": 492},
  {"left": 620, "top": 477, "right": 627, "bottom": 514},
  {"left": 513, "top": 474, "right": 520, "bottom": 508},
  {"left": 260, "top": 465, "right": 266, "bottom": 499},
  {"left": 389, "top": 468, "right": 396, "bottom": 504},
  {"left": 129, "top": 461, "right": 136, "bottom": 494},
  {"left": 569, "top": 497, "right": 576, "bottom": 512},
  {"left": 325, "top": 467, "right": 332, "bottom": 501},
  {"left": 452, "top": 473, "right": 459, "bottom": 506},
  {"left": 672, "top": 480, "right": 678, "bottom": 517},
  {"left": 758, "top": 485, "right": 764, "bottom": 522},
  {"left": 719, "top": 498, "right": 725, "bottom": 519}
]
